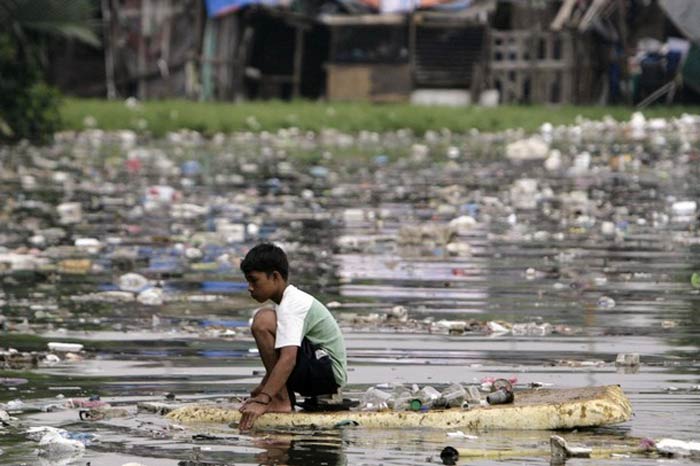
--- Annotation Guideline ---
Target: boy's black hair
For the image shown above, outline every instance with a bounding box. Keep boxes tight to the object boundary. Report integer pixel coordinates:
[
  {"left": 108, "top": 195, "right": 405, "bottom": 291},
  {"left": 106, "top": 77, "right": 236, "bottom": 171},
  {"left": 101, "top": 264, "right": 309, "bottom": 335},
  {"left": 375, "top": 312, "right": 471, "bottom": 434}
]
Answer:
[{"left": 240, "top": 243, "right": 289, "bottom": 281}]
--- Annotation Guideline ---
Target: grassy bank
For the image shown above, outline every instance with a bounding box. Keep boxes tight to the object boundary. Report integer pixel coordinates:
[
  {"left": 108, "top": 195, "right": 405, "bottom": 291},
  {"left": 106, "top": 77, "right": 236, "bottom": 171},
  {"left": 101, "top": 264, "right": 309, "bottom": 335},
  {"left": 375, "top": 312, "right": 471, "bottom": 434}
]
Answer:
[{"left": 60, "top": 98, "right": 700, "bottom": 136}]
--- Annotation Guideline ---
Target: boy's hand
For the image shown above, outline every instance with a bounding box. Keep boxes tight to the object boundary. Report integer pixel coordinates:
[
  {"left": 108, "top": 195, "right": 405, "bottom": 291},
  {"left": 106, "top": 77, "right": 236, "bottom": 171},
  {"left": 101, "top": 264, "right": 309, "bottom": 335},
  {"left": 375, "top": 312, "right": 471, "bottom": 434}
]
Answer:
[{"left": 238, "top": 395, "right": 269, "bottom": 431}]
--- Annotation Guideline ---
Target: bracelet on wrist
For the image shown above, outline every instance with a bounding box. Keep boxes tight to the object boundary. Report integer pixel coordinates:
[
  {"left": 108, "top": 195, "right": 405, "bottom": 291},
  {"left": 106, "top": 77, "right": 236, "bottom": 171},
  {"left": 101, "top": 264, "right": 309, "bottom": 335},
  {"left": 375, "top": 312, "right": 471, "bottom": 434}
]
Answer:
[{"left": 259, "top": 392, "right": 273, "bottom": 403}]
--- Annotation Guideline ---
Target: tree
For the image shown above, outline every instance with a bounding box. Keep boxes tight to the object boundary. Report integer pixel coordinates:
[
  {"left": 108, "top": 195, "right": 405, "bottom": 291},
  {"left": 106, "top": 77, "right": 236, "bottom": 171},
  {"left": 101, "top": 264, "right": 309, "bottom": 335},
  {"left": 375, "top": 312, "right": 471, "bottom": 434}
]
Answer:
[{"left": 0, "top": 0, "right": 100, "bottom": 143}]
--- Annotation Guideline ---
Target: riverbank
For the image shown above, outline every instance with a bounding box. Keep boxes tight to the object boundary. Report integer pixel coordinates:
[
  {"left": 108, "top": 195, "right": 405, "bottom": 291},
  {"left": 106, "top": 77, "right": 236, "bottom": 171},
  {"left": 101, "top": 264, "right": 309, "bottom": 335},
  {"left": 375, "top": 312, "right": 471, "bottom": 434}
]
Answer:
[{"left": 60, "top": 98, "right": 700, "bottom": 136}]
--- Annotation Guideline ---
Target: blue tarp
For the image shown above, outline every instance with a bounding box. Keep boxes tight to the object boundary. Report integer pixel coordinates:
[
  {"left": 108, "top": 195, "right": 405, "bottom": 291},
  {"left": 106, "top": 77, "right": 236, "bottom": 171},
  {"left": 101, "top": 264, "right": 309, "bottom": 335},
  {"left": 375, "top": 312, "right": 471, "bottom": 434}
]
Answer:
[
  {"left": 205, "top": 0, "right": 280, "bottom": 17},
  {"left": 200, "top": 281, "right": 248, "bottom": 292}
]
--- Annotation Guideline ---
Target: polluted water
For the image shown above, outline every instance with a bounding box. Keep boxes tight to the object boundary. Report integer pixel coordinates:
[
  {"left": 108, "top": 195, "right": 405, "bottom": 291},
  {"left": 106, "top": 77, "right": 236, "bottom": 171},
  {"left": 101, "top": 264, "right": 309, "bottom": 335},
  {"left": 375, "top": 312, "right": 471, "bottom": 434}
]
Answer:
[{"left": 1, "top": 112, "right": 700, "bottom": 465}]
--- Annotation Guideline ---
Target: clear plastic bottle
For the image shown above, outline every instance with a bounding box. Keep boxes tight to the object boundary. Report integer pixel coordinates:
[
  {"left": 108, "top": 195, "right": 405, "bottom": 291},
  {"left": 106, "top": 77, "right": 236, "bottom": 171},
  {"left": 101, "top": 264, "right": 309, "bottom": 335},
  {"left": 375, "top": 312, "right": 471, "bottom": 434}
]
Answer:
[
  {"left": 359, "top": 387, "right": 392, "bottom": 411},
  {"left": 389, "top": 384, "right": 413, "bottom": 411},
  {"left": 466, "top": 385, "right": 482, "bottom": 403},
  {"left": 416, "top": 385, "right": 441, "bottom": 409},
  {"left": 440, "top": 383, "right": 466, "bottom": 408}
]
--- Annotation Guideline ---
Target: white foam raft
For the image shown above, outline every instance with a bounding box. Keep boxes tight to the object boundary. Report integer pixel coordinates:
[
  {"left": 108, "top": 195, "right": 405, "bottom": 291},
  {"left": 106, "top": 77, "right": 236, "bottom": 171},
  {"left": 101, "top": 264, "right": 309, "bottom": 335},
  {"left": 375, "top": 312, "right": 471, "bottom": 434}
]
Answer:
[{"left": 165, "top": 385, "right": 632, "bottom": 430}]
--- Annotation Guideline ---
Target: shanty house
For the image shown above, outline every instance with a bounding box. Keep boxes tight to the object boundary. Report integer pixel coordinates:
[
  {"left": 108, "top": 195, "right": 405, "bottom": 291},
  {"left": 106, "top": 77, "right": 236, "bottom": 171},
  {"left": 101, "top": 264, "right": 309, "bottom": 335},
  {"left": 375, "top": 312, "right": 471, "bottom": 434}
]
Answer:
[{"left": 46, "top": 0, "right": 700, "bottom": 105}]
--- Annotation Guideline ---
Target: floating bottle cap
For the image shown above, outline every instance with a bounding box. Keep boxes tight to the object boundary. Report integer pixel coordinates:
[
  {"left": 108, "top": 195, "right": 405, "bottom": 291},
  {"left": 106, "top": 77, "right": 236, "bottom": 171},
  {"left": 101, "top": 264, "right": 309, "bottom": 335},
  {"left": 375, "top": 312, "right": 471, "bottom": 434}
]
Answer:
[{"left": 409, "top": 399, "right": 422, "bottom": 411}]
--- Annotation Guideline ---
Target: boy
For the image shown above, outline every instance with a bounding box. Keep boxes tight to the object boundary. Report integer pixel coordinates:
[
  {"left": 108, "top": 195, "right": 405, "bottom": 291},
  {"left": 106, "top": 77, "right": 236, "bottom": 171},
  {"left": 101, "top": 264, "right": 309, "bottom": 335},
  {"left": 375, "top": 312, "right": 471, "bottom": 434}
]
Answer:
[{"left": 238, "top": 243, "right": 347, "bottom": 430}]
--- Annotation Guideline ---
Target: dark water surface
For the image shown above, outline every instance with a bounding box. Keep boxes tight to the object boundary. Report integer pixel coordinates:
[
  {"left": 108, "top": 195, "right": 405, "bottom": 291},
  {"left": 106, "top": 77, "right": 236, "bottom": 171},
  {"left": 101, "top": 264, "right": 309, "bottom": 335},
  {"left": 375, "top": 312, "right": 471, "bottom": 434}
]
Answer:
[{"left": 1, "top": 117, "right": 699, "bottom": 465}]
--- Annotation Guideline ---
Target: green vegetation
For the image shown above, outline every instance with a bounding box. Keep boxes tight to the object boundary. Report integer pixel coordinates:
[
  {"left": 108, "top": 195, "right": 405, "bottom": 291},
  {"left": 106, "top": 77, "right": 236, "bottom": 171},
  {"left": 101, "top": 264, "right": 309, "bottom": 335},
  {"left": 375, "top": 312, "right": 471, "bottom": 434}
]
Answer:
[
  {"left": 0, "top": 32, "right": 62, "bottom": 143},
  {"left": 0, "top": 0, "right": 99, "bottom": 143},
  {"left": 60, "top": 98, "right": 700, "bottom": 136}
]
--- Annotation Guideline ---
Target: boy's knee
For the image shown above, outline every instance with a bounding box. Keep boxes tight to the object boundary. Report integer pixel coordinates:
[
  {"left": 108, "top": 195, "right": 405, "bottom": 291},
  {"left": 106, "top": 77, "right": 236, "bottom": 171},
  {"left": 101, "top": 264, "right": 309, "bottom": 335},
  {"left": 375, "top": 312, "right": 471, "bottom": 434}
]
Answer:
[{"left": 251, "top": 308, "right": 276, "bottom": 335}]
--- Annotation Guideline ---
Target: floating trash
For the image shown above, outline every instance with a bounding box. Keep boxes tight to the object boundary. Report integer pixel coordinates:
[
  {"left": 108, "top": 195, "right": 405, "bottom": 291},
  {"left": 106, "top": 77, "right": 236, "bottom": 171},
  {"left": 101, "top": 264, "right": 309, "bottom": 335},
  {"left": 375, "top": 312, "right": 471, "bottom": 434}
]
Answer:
[
  {"left": 655, "top": 438, "right": 700, "bottom": 457},
  {"left": 597, "top": 296, "right": 616, "bottom": 308},
  {"left": 615, "top": 353, "right": 640, "bottom": 367},
  {"left": 691, "top": 272, "right": 700, "bottom": 289},
  {"left": 48, "top": 342, "right": 83, "bottom": 353},
  {"left": 118, "top": 273, "right": 149, "bottom": 292},
  {"left": 137, "top": 288, "right": 164, "bottom": 306}
]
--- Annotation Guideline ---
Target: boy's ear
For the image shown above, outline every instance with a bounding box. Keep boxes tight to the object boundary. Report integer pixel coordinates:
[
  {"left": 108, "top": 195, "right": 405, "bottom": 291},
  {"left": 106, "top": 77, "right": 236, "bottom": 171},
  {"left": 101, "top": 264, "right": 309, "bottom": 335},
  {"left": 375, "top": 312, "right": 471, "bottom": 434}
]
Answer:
[{"left": 271, "top": 270, "right": 283, "bottom": 281}]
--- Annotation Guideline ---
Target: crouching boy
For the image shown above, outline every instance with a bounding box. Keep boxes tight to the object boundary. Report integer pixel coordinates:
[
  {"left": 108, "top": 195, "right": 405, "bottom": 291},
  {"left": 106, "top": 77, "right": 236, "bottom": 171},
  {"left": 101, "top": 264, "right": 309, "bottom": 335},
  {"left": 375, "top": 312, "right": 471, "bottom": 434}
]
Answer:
[{"left": 238, "top": 243, "right": 347, "bottom": 430}]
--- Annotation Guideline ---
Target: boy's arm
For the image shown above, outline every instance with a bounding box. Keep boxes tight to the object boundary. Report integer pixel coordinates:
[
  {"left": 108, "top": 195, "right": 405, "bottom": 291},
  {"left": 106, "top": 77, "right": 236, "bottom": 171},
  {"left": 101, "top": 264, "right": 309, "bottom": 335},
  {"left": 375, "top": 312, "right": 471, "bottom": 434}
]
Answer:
[
  {"left": 258, "top": 345, "right": 297, "bottom": 400},
  {"left": 239, "top": 346, "right": 297, "bottom": 430},
  {"left": 250, "top": 374, "right": 269, "bottom": 398}
]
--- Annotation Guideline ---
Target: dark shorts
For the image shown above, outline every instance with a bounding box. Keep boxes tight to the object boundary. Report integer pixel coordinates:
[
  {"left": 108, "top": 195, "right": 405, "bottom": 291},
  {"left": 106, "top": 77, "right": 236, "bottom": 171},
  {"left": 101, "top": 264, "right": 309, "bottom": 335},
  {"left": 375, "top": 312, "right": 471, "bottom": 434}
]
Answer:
[{"left": 286, "top": 338, "right": 338, "bottom": 398}]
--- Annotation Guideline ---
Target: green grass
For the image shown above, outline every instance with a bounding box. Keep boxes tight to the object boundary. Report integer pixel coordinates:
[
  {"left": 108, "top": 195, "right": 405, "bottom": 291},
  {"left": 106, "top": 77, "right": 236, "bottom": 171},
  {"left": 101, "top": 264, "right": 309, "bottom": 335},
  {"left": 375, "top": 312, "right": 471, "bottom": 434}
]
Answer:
[{"left": 60, "top": 98, "right": 700, "bottom": 136}]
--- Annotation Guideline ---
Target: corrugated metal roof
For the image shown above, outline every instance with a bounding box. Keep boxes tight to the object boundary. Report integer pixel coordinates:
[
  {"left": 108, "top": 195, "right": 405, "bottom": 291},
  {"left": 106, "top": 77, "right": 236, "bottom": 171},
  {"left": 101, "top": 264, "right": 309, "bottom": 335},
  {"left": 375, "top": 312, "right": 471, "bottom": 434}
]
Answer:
[{"left": 659, "top": 0, "right": 700, "bottom": 44}]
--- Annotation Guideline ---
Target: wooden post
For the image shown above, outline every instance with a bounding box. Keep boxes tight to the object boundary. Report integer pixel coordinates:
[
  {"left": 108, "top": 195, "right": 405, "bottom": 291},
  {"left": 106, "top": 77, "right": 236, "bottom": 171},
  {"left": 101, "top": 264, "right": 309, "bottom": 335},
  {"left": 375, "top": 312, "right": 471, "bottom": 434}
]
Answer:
[
  {"left": 528, "top": 1, "right": 537, "bottom": 103},
  {"left": 187, "top": 0, "right": 204, "bottom": 99},
  {"left": 201, "top": 18, "right": 217, "bottom": 101},
  {"left": 161, "top": 0, "right": 172, "bottom": 75},
  {"left": 101, "top": 0, "right": 117, "bottom": 100},
  {"left": 616, "top": 0, "right": 629, "bottom": 103},
  {"left": 138, "top": 0, "right": 150, "bottom": 99},
  {"left": 409, "top": 13, "right": 416, "bottom": 92},
  {"left": 219, "top": 16, "right": 230, "bottom": 99},
  {"left": 226, "top": 14, "right": 241, "bottom": 101},
  {"left": 101, "top": 0, "right": 117, "bottom": 99},
  {"left": 292, "top": 25, "right": 304, "bottom": 99}
]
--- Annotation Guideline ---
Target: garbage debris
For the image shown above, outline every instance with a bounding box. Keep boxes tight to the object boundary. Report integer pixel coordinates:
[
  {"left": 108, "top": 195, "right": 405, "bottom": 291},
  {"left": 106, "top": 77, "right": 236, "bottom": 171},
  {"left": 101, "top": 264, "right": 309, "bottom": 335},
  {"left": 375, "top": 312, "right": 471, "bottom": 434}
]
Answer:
[
  {"left": 0, "top": 409, "right": 12, "bottom": 426},
  {"left": 597, "top": 296, "right": 616, "bottom": 308},
  {"left": 440, "top": 383, "right": 467, "bottom": 408},
  {"left": 1, "top": 349, "right": 39, "bottom": 369},
  {"left": 137, "top": 287, "right": 164, "bottom": 306},
  {"left": 56, "top": 203, "right": 82, "bottom": 225},
  {"left": 505, "top": 136, "right": 549, "bottom": 161},
  {"left": 615, "top": 353, "right": 640, "bottom": 366},
  {"left": 26, "top": 426, "right": 90, "bottom": 458},
  {"left": 691, "top": 272, "right": 700, "bottom": 289},
  {"left": 446, "top": 431, "right": 478, "bottom": 439},
  {"left": 655, "top": 438, "right": 700, "bottom": 457},
  {"left": 79, "top": 407, "right": 130, "bottom": 421},
  {"left": 118, "top": 273, "right": 149, "bottom": 292},
  {"left": 2, "top": 113, "right": 700, "bottom": 462},
  {"left": 0, "top": 377, "right": 28, "bottom": 386},
  {"left": 358, "top": 382, "right": 485, "bottom": 412},
  {"left": 485, "top": 379, "right": 514, "bottom": 405},
  {"left": 47, "top": 342, "right": 83, "bottom": 353},
  {"left": 671, "top": 201, "right": 697, "bottom": 217},
  {"left": 486, "top": 321, "right": 510, "bottom": 335},
  {"left": 512, "top": 322, "right": 552, "bottom": 336},
  {"left": 550, "top": 435, "right": 592, "bottom": 460}
]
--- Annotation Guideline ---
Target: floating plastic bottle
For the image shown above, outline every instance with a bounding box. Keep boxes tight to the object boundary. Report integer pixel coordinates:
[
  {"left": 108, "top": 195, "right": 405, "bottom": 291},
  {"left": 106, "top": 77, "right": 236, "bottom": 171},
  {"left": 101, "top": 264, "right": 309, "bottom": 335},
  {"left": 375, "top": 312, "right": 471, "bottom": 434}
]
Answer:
[
  {"left": 466, "top": 385, "right": 481, "bottom": 404},
  {"left": 359, "top": 387, "right": 392, "bottom": 411},
  {"left": 389, "top": 384, "right": 414, "bottom": 411},
  {"left": 415, "top": 385, "right": 441, "bottom": 409},
  {"left": 440, "top": 383, "right": 467, "bottom": 408}
]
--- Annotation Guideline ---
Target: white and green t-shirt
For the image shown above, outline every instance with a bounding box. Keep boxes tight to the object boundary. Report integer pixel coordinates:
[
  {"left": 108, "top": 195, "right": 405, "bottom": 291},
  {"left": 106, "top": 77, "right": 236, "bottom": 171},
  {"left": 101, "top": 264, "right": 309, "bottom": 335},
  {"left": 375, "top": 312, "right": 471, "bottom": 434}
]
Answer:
[{"left": 274, "top": 284, "right": 347, "bottom": 387}]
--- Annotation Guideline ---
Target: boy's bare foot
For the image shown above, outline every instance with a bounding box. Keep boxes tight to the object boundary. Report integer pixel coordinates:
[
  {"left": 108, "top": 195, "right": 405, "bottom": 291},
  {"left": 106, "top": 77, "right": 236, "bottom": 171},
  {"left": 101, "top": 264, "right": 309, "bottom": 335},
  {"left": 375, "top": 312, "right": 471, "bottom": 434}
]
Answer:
[
  {"left": 266, "top": 391, "right": 293, "bottom": 412},
  {"left": 266, "top": 398, "right": 293, "bottom": 413}
]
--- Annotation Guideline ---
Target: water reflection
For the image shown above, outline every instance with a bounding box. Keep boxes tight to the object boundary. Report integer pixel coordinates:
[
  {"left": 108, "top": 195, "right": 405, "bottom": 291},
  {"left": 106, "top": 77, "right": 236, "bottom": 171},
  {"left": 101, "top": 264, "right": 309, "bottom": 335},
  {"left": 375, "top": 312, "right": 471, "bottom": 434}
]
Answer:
[{"left": 254, "top": 432, "right": 346, "bottom": 466}]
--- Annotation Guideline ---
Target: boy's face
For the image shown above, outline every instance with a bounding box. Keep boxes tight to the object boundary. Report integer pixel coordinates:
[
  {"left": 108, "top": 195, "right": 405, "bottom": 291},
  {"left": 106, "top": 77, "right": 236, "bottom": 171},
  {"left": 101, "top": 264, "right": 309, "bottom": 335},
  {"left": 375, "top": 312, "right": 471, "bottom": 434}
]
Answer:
[{"left": 245, "top": 270, "right": 281, "bottom": 303}]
